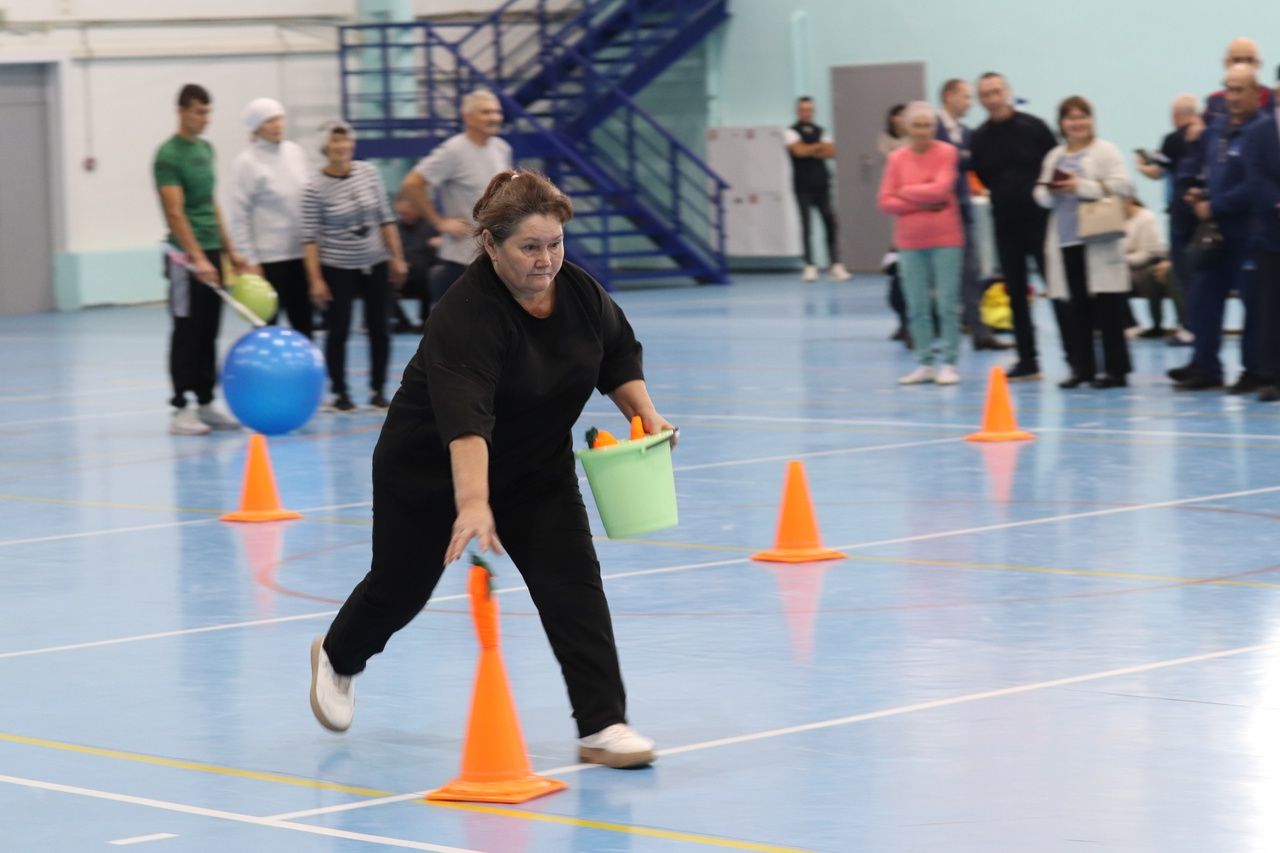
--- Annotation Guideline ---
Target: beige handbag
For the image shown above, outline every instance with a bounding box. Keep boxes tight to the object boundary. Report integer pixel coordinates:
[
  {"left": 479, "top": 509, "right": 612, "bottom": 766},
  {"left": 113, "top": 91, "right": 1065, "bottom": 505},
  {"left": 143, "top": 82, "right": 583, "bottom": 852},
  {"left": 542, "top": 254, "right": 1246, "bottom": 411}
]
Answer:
[{"left": 1077, "top": 182, "right": 1126, "bottom": 242}]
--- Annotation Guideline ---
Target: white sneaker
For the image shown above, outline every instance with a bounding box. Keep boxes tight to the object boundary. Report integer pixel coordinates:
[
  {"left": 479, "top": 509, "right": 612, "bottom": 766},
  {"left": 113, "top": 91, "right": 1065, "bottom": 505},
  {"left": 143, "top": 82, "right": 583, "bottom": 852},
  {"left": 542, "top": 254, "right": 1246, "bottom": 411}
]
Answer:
[
  {"left": 802, "top": 264, "right": 818, "bottom": 282},
  {"left": 1124, "top": 325, "right": 1144, "bottom": 340},
  {"left": 197, "top": 403, "right": 241, "bottom": 431},
  {"left": 935, "top": 364, "right": 959, "bottom": 385},
  {"left": 898, "top": 366, "right": 936, "bottom": 385},
  {"left": 828, "top": 262, "right": 852, "bottom": 281},
  {"left": 309, "top": 636, "right": 354, "bottom": 732},
  {"left": 1172, "top": 328, "right": 1194, "bottom": 344},
  {"left": 578, "top": 723, "right": 656, "bottom": 768},
  {"left": 170, "top": 407, "right": 211, "bottom": 435}
]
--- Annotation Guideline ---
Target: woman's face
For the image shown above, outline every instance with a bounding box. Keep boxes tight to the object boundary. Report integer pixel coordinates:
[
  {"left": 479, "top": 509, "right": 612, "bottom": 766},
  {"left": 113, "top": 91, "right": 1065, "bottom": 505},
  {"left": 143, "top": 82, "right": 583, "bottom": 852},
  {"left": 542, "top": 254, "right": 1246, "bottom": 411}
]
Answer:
[
  {"left": 1061, "top": 108, "right": 1094, "bottom": 145},
  {"left": 487, "top": 213, "right": 564, "bottom": 302},
  {"left": 257, "top": 116, "right": 286, "bottom": 144},
  {"left": 325, "top": 133, "right": 355, "bottom": 168},
  {"left": 891, "top": 111, "right": 908, "bottom": 136},
  {"left": 906, "top": 114, "right": 935, "bottom": 146}
]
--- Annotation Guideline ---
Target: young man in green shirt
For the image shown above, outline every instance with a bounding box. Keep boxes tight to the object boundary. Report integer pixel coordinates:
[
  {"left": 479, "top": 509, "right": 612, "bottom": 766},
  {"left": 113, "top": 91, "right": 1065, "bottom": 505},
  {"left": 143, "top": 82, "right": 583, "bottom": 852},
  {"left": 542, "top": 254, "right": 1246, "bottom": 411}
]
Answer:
[{"left": 154, "top": 83, "right": 248, "bottom": 435}]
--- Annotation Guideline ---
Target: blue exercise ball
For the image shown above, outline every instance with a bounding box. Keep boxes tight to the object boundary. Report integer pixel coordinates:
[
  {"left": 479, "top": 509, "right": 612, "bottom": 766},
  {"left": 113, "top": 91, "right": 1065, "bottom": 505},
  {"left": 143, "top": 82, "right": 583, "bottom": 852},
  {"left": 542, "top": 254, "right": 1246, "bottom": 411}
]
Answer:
[{"left": 222, "top": 327, "right": 325, "bottom": 435}]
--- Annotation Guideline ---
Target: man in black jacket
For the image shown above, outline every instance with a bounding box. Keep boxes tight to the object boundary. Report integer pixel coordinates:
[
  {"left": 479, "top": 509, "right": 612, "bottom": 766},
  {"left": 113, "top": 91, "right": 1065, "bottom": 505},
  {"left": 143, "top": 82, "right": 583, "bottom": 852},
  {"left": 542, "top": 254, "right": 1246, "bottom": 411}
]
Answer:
[{"left": 971, "top": 73, "right": 1074, "bottom": 380}]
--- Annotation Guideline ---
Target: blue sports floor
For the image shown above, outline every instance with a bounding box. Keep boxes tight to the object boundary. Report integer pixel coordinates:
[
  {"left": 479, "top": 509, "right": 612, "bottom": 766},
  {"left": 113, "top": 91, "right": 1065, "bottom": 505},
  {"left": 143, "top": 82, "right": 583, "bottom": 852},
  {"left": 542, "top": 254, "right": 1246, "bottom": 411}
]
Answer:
[{"left": 4, "top": 273, "right": 1280, "bottom": 852}]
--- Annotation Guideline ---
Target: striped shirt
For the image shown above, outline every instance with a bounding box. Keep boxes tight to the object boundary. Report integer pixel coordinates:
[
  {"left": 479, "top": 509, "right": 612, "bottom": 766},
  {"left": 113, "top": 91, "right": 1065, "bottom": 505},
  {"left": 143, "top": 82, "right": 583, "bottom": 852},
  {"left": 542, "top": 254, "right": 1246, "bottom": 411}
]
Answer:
[{"left": 301, "top": 161, "right": 395, "bottom": 269}]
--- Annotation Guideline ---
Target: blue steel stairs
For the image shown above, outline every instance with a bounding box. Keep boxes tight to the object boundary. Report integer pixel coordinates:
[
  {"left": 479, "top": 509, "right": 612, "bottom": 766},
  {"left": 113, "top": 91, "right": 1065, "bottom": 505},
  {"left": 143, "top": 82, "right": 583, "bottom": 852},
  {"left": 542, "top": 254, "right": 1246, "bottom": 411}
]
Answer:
[{"left": 339, "top": 0, "right": 730, "bottom": 287}]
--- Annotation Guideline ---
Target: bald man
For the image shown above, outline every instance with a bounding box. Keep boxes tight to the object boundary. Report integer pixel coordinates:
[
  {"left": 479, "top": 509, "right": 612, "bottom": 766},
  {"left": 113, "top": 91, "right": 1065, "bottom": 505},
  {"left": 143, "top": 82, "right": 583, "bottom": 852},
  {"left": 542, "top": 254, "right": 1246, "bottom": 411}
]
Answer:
[
  {"left": 1173, "top": 65, "right": 1267, "bottom": 391},
  {"left": 1205, "top": 38, "right": 1273, "bottom": 123}
]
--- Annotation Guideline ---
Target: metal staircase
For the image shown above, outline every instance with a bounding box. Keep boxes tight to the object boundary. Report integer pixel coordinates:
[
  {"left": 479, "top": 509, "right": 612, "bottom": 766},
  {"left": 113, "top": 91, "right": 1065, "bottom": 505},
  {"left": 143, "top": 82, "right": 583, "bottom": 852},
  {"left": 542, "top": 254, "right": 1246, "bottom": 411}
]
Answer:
[{"left": 338, "top": 0, "right": 730, "bottom": 287}]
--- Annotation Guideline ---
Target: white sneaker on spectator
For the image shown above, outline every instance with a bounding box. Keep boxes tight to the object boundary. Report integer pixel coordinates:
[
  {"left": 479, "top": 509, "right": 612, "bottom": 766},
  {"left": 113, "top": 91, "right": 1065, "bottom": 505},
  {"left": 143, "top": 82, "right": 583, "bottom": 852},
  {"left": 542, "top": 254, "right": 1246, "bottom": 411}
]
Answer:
[
  {"left": 1124, "top": 325, "right": 1143, "bottom": 340},
  {"left": 935, "top": 364, "right": 959, "bottom": 385},
  {"left": 802, "top": 264, "right": 818, "bottom": 282},
  {"left": 309, "top": 636, "right": 354, "bottom": 732},
  {"left": 828, "top": 262, "right": 852, "bottom": 281},
  {"left": 169, "top": 408, "right": 211, "bottom": 436},
  {"left": 899, "top": 366, "right": 936, "bottom": 385},
  {"left": 578, "top": 723, "right": 656, "bottom": 768},
  {"left": 1171, "top": 328, "right": 1194, "bottom": 345},
  {"left": 197, "top": 403, "right": 240, "bottom": 430}
]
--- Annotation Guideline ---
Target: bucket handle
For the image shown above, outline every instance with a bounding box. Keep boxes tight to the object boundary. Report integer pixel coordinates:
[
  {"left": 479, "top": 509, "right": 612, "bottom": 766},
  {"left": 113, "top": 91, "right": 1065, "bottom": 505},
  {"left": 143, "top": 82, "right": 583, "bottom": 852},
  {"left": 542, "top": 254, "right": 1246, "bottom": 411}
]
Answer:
[{"left": 639, "top": 429, "right": 677, "bottom": 453}]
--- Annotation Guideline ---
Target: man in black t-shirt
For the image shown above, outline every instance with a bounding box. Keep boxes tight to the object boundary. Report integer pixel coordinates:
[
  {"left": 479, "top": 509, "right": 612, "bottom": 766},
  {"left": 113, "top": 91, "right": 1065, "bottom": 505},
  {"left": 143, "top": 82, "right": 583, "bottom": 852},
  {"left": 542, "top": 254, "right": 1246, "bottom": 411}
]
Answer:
[{"left": 786, "top": 97, "right": 851, "bottom": 282}]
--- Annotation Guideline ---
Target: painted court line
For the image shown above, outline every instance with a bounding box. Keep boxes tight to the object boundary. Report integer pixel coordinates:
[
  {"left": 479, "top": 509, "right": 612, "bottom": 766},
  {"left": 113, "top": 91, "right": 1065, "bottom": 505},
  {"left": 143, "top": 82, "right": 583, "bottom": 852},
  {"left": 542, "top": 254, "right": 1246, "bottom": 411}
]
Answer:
[
  {"left": 108, "top": 833, "right": 178, "bottom": 846},
  {"left": 266, "top": 639, "right": 1280, "bottom": 826},
  {"left": 6, "top": 484, "right": 1280, "bottom": 661},
  {"left": 0, "top": 773, "right": 481, "bottom": 853},
  {"left": 673, "top": 436, "right": 963, "bottom": 471}
]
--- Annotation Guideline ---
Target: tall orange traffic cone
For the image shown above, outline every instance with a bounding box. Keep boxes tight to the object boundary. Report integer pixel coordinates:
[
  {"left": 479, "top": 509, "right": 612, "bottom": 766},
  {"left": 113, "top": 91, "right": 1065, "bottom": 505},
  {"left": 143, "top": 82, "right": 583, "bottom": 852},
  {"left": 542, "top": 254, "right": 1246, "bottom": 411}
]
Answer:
[
  {"left": 427, "top": 562, "right": 568, "bottom": 804},
  {"left": 220, "top": 434, "right": 302, "bottom": 522},
  {"left": 965, "top": 367, "right": 1035, "bottom": 443},
  {"left": 752, "top": 461, "right": 847, "bottom": 563}
]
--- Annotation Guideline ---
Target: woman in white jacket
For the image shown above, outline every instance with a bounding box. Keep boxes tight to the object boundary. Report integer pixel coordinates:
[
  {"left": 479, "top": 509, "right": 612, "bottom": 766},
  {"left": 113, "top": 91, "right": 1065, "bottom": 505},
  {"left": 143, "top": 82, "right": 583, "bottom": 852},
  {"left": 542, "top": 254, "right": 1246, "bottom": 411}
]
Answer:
[
  {"left": 1033, "top": 96, "right": 1133, "bottom": 388},
  {"left": 229, "top": 98, "right": 313, "bottom": 336}
]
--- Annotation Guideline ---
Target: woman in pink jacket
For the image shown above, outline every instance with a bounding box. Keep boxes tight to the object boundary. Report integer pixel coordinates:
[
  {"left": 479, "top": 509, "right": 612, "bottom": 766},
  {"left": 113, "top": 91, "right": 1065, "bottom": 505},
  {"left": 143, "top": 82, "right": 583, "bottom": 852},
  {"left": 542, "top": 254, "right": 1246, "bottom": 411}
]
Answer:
[{"left": 877, "top": 101, "right": 964, "bottom": 385}]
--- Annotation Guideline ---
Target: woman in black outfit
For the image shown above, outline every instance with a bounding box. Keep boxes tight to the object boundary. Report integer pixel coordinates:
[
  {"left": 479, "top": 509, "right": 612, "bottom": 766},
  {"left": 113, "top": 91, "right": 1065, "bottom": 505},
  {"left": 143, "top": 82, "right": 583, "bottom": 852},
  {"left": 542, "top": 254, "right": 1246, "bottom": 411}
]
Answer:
[{"left": 309, "top": 169, "right": 675, "bottom": 769}]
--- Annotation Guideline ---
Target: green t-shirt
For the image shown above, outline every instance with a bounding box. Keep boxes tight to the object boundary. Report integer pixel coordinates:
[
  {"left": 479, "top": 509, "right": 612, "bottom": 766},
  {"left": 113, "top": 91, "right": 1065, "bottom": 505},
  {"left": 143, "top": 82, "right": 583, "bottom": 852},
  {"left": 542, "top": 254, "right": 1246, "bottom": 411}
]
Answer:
[{"left": 153, "top": 134, "right": 222, "bottom": 251}]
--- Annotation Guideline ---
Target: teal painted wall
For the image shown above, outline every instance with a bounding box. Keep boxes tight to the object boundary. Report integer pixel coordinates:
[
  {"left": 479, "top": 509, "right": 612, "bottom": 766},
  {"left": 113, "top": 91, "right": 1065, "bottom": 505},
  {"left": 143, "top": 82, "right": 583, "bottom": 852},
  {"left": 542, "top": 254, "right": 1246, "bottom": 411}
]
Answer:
[{"left": 712, "top": 0, "right": 1280, "bottom": 212}]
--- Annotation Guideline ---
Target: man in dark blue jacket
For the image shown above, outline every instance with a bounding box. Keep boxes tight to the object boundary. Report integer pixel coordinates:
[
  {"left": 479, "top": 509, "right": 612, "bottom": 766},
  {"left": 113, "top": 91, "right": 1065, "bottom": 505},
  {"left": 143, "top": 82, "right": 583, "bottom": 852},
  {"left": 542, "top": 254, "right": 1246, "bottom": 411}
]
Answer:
[
  {"left": 1173, "top": 66, "right": 1266, "bottom": 391},
  {"left": 1248, "top": 70, "right": 1280, "bottom": 401},
  {"left": 938, "top": 78, "right": 1009, "bottom": 352}
]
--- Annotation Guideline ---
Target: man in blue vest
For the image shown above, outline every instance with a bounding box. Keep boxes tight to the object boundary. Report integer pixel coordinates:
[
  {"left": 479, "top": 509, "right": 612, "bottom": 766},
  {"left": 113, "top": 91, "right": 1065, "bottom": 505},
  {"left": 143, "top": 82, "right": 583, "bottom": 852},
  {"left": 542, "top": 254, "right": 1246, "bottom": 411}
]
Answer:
[
  {"left": 1249, "top": 67, "right": 1280, "bottom": 401},
  {"left": 1173, "top": 65, "right": 1267, "bottom": 391}
]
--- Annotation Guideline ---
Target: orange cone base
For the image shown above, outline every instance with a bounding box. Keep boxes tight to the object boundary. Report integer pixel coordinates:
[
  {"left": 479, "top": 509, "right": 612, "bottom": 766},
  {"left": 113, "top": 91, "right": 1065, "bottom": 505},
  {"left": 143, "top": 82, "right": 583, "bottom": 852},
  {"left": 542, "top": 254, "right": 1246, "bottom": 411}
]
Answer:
[
  {"left": 426, "top": 774, "right": 567, "bottom": 804},
  {"left": 965, "top": 429, "right": 1036, "bottom": 443},
  {"left": 219, "top": 508, "right": 303, "bottom": 523},
  {"left": 752, "top": 545, "right": 847, "bottom": 564}
]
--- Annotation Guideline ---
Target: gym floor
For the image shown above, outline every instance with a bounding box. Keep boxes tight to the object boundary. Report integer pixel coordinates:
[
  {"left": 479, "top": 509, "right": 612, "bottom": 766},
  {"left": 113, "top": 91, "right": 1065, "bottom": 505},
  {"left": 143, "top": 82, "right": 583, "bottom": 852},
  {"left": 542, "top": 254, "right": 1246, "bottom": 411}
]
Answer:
[{"left": 3, "top": 273, "right": 1280, "bottom": 852}]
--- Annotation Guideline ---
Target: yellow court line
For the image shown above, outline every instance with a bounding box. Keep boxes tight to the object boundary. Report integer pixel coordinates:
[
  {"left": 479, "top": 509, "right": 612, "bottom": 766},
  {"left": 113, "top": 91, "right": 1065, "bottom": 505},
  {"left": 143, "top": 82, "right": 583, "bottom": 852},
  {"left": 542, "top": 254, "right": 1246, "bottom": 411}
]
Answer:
[
  {"left": 426, "top": 801, "right": 814, "bottom": 852},
  {"left": 0, "top": 732, "right": 391, "bottom": 798},
  {"left": 0, "top": 492, "right": 221, "bottom": 515},
  {"left": 0, "top": 732, "right": 811, "bottom": 853}
]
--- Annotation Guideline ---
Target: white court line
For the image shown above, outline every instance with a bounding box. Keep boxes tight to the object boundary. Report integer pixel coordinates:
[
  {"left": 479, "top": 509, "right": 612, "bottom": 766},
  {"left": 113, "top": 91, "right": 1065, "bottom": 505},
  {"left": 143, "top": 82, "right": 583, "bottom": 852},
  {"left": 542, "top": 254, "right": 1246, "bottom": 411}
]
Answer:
[
  {"left": 673, "top": 437, "right": 963, "bottom": 472},
  {"left": 0, "top": 774, "right": 482, "bottom": 853},
  {"left": 0, "top": 383, "right": 168, "bottom": 405},
  {"left": 268, "top": 639, "right": 1280, "bottom": 823},
  {"left": 0, "top": 500, "right": 374, "bottom": 549},
  {"left": 0, "top": 407, "right": 167, "bottom": 430},
  {"left": 109, "top": 833, "right": 178, "bottom": 845},
  {"left": 6, "top": 482, "right": 1280, "bottom": 661}
]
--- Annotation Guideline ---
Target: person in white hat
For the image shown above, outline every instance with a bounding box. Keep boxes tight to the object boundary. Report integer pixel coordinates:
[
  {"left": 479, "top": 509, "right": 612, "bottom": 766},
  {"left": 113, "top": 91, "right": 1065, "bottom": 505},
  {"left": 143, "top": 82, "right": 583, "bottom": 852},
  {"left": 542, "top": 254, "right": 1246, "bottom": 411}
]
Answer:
[{"left": 228, "top": 97, "right": 314, "bottom": 336}]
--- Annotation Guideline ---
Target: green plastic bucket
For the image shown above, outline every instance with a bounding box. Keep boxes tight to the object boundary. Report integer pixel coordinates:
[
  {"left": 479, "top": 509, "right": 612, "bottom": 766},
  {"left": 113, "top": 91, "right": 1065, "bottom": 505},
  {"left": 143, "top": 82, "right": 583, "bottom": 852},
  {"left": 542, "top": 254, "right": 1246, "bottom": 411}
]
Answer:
[{"left": 576, "top": 430, "right": 678, "bottom": 538}]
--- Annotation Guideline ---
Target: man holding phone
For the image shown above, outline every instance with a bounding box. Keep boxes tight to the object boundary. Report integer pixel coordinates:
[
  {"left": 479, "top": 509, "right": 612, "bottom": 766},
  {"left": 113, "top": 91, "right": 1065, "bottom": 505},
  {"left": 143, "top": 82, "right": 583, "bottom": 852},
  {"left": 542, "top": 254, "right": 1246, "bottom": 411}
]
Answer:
[{"left": 970, "top": 72, "right": 1073, "bottom": 381}]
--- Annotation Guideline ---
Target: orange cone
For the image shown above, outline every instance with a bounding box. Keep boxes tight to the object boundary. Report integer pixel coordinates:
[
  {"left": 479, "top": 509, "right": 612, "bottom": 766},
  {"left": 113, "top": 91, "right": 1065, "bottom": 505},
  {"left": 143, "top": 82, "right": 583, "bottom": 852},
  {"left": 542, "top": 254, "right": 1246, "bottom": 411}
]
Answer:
[
  {"left": 427, "top": 563, "right": 568, "bottom": 804},
  {"left": 220, "top": 434, "right": 303, "bottom": 522},
  {"left": 752, "top": 461, "right": 847, "bottom": 563},
  {"left": 965, "top": 367, "right": 1035, "bottom": 443},
  {"left": 629, "top": 415, "right": 645, "bottom": 440}
]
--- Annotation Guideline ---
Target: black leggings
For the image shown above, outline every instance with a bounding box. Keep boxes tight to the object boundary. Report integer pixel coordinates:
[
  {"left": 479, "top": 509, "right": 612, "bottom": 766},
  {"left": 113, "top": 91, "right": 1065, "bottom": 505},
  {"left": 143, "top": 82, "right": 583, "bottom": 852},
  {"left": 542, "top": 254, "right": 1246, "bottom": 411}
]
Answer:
[
  {"left": 1062, "top": 244, "right": 1131, "bottom": 379},
  {"left": 796, "top": 189, "right": 839, "bottom": 266},
  {"left": 321, "top": 263, "right": 390, "bottom": 396},
  {"left": 167, "top": 248, "right": 222, "bottom": 408},
  {"left": 324, "top": 472, "right": 628, "bottom": 737},
  {"left": 261, "top": 258, "right": 313, "bottom": 338}
]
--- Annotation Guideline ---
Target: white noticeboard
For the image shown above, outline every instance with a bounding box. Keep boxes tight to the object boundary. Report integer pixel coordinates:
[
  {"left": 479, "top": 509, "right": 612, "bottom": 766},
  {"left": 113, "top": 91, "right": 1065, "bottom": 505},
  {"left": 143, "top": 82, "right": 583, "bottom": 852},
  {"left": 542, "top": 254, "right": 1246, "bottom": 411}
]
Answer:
[{"left": 706, "top": 126, "right": 802, "bottom": 258}]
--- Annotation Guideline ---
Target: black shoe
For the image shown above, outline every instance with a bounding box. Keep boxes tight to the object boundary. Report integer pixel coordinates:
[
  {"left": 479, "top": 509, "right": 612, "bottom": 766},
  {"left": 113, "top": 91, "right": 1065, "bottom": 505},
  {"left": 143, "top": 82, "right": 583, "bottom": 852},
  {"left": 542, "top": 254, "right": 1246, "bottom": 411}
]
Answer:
[
  {"left": 369, "top": 390, "right": 390, "bottom": 409},
  {"left": 332, "top": 393, "right": 356, "bottom": 412},
  {"left": 1167, "top": 363, "right": 1195, "bottom": 382},
  {"left": 1228, "top": 372, "right": 1268, "bottom": 394},
  {"left": 1259, "top": 386, "right": 1280, "bottom": 403},
  {"left": 890, "top": 327, "right": 907, "bottom": 342},
  {"left": 1005, "top": 363, "right": 1042, "bottom": 382},
  {"left": 1058, "top": 375, "right": 1089, "bottom": 389},
  {"left": 392, "top": 320, "right": 423, "bottom": 335},
  {"left": 1090, "top": 375, "right": 1128, "bottom": 389},
  {"left": 974, "top": 336, "right": 1014, "bottom": 351},
  {"left": 1137, "top": 328, "right": 1166, "bottom": 339},
  {"left": 1173, "top": 374, "right": 1225, "bottom": 391}
]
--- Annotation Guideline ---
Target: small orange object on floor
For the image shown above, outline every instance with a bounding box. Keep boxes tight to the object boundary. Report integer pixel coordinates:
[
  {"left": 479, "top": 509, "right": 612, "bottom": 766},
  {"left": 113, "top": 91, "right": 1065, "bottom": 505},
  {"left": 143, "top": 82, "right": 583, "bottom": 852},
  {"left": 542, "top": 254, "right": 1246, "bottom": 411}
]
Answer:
[
  {"left": 966, "top": 366, "right": 1036, "bottom": 443},
  {"left": 752, "top": 460, "right": 847, "bottom": 564},
  {"left": 220, "top": 434, "right": 302, "bottom": 522}
]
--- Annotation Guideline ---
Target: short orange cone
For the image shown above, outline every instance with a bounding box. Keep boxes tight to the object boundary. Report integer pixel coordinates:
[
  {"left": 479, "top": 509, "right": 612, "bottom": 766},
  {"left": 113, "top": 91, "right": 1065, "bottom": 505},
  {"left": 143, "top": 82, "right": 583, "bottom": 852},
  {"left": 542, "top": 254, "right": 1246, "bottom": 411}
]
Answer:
[
  {"left": 427, "top": 561, "right": 568, "bottom": 804},
  {"left": 629, "top": 415, "right": 645, "bottom": 440},
  {"left": 752, "top": 460, "right": 847, "bottom": 563},
  {"left": 220, "top": 434, "right": 302, "bottom": 522},
  {"left": 965, "top": 367, "right": 1035, "bottom": 443}
]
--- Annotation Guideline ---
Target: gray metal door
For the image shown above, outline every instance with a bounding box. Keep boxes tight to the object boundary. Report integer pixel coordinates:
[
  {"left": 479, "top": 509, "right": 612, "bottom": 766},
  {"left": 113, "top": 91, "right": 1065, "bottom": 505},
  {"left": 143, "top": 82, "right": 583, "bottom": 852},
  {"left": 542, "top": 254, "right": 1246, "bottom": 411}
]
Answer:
[
  {"left": 0, "top": 64, "right": 54, "bottom": 314},
  {"left": 830, "top": 62, "right": 925, "bottom": 272}
]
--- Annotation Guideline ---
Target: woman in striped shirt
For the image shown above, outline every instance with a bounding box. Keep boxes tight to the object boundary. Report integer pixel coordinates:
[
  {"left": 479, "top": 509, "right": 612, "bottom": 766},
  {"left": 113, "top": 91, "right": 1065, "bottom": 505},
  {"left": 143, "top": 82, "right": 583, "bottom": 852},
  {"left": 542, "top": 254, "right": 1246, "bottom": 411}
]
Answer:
[{"left": 303, "top": 120, "right": 408, "bottom": 411}]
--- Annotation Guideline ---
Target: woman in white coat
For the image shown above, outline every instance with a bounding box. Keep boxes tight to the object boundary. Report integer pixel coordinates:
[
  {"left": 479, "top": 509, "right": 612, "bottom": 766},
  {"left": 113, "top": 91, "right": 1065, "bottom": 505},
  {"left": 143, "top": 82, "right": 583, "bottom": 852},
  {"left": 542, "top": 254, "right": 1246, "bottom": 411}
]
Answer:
[
  {"left": 228, "top": 98, "right": 313, "bottom": 336},
  {"left": 1033, "top": 96, "right": 1133, "bottom": 388}
]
